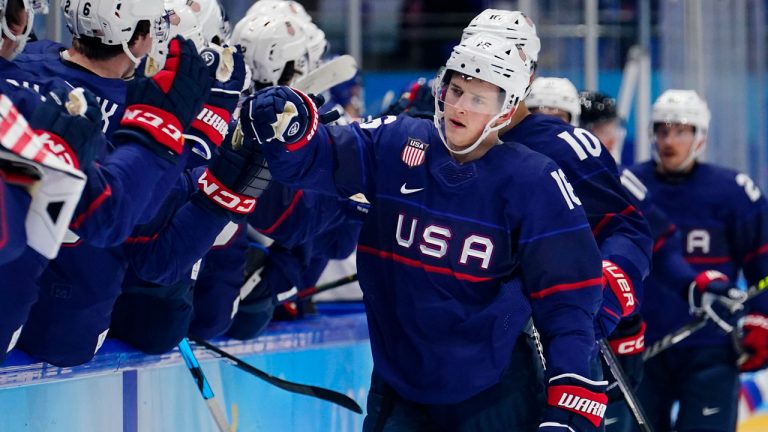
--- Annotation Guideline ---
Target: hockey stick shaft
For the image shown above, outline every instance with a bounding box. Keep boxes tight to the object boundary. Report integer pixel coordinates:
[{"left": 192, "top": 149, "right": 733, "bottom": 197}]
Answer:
[
  {"left": 189, "top": 337, "right": 363, "bottom": 414},
  {"left": 643, "top": 275, "right": 768, "bottom": 361},
  {"left": 294, "top": 273, "right": 359, "bottom": 302},
  {"left": 598, "top": 340, "right": 653, "bottom": 432},
  {"left": 178, "top": 338, "right": 230, "bottom": 432}
]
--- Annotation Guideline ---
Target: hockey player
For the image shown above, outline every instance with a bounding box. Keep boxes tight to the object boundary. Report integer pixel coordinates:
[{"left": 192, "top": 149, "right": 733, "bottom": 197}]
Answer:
[
  {"left": 243, "top": 33, "right": 608, "bottom": 431},
  {"left": 628, "top": 89, "right": 768, "bottom": 432},
  {"left": 7, "top": 0, "right": 212, "bottom": 366},
  {"left": 0, "top": 85, "right": 103, "bottom": 362}
]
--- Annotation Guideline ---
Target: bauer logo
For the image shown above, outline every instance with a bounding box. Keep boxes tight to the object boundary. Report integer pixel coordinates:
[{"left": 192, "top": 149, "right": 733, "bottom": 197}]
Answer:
[{"left": 401, "top": 138, "right": 428, "bottom": 168}]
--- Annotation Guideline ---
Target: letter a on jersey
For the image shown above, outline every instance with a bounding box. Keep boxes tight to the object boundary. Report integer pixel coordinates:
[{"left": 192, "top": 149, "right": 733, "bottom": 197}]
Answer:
[{"left": 401, "top": 138, "right": 428, "bottom": 168}]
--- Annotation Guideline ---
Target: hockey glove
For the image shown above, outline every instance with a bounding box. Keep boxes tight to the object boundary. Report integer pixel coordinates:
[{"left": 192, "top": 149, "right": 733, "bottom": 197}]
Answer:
[
  {"left": 187, "top": 45, "right": 251, "bottom": 160},
  {"left": 688, "top": 270, "right": 747, "bottom": 333},
  {"left": 539, "top": 374, "right": 608, "bottom": 431},
  {"left": 739, "top": 313, "right": 768, "bottom": 372},
  {"left": 114, "top": 37, "right": 211, "bottom": 159},
  {"left": 28, "top": 87, "right": 103, "bottom": 169},
  {"left": 605, "top": 315, "right": 645, "bottom": 402},
  {"left": 241, "top": 86, "right": 319, "bottom": 151},
  {"left": 193, "top": 129, "right": 271, "bottom": 221},
  {"left": 595, "top": 260, "right": 637, "bottom": 339}
]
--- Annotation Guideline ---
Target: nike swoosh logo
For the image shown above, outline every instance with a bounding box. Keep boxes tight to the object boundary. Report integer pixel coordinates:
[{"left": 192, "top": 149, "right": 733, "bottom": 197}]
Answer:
[
  {"left": 702, "top": 407, "right": 720, "bottom": 416},
  {"left": 400, "top": 183, "right": 424, "bottom": 195}
]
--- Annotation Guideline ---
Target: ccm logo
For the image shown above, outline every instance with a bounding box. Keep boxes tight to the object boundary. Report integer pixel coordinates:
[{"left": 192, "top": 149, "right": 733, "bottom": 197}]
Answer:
[
  {"left": 198, "top": 170, "right": 256, "bottom": 215},
  {"left": 124, "top": 107, "right": 182, "bottom": 143}
]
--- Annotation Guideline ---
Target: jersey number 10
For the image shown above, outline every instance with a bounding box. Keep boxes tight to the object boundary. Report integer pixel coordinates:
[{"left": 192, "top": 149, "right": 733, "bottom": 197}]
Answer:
[{"left": 558, "top": 129, "right": 602, "bottom": 160}]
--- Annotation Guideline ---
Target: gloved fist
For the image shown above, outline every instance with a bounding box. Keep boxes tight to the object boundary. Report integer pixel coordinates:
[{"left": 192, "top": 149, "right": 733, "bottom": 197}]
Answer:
[
  {"left": 187, "top": 45, "right": 251, "bottom": 159},
  {"left": 241, "top": 86, "right": 319, "bottom": 151},
  {"left": 194, "top": 129, "right": 271, "bottom": 221},
  {"left": 605, "top": 315, "right": 645, "bottom": 402},
  {"left": 29, "top": 87, "right": 103, "bottom": 169},
  {"left": 688, "top": 270, "right": 747, "bottom": 333},
  {"left": 595, "top": 260, "right": 637, "bottom": 339},
  {"left": 739, "top": 313, "right": 768, "bottom": 372},
  {"left": 539, "top": 373, "right": 608, "bottom": 431},
  {"left": 116, "top": 37, "right": 211, "bottom": 159}
]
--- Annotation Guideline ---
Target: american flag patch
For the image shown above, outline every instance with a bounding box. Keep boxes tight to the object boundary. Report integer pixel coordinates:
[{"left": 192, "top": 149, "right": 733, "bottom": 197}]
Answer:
[{"left": 401, "top": 138, "right": 428, "bottom": 168}]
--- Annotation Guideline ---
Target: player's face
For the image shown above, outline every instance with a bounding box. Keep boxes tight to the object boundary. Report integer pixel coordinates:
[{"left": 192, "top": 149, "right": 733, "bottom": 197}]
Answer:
[
  {"left": 654, "top": 123, "right": 696, "bottom": 172},
  {"left": 442, "top": 75, "right": 504, "bottom": 148},
  {"left": 0, "top": 9, "right": 28, "bottom": 60}
]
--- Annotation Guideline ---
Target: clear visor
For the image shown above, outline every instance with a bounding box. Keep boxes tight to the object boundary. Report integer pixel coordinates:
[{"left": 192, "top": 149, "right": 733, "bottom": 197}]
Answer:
[
  {"left": 143, "top": 12, "right": 177, "bottom": 76},
  {"left": 435, "top": 69, "right": 506, "bottom": 116}
]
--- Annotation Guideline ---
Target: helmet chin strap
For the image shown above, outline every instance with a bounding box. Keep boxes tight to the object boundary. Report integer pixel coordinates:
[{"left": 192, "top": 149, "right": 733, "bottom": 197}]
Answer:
[
  {"left": 122, "top": 41, "right": 142, "bottom": 67},
  {"left": 434, "top": 108, "right": 512, "bottom": 156}
]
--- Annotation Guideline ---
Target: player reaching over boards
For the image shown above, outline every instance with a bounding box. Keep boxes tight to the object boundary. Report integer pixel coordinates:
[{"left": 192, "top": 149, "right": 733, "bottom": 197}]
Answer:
[{"left": 242, "top": 32, "right": 607, "bottom": 432}]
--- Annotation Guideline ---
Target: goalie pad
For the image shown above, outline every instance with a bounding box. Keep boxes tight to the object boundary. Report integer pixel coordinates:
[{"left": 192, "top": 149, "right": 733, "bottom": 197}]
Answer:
[{"left": 0, "top": 94, "right": 86, "bottom": 259}]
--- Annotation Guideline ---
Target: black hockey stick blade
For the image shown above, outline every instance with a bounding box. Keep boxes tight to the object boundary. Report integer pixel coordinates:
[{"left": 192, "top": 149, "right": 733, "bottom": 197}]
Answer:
[
  {"left": 599, "top": 340, "right": 653, "bottom": 432},
  {"left": 189, "top": 337, "right": 363, "bottom": 414},
  {"left": 643, "top": 275, "right": 768, "bottom": 361}
]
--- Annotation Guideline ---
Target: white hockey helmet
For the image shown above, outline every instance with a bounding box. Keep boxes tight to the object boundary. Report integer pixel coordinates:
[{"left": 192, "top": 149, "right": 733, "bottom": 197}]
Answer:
[
  {"left": 231, "top": 14, "right": 307, "bottom": 87},
  {"left": 463, "top": 9, "right": 540, "bottom": 71},
  {"left": 194, "top": 0, "right": 231, "bottom": 45},
  {"left": 145, "top": 0, "right": 205, "bottom": 76},
  {"left": 433, "top": 32, "right": 531, "bottom": 155},
  {"left": 246, "top": 0, "right": 312, "bottom": 23},
  {"left": 62, "top": 0, "right": 170, "bottom": 65},
  {"left": 526, "top": 77, "right": 581, "bottom": 126},
  {"left": 651, "top": 89, "right": 711, "bottom": 172},
  {"left": 298, "top": 20, "right": 327, "bottom": 72},
  {"left": 0, "top": 0, "right": 34, "bottom": 60},
  {"left": 0, "top": 94, "right": 87, "bottom": 259}
]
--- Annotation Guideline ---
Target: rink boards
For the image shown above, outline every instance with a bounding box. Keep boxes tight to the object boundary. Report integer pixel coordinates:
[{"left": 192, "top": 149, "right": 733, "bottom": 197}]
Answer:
[{"left": 0, "top": 311, "right": 372, "bottom": 432}]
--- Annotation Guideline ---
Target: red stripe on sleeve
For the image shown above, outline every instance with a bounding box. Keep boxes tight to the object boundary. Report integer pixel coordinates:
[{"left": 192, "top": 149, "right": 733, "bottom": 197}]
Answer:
[
  {"left": 260, "top": 189, "right": 304, "bottom": 235},
  {"left": 69, "top": 184, "right": 113, "bottom": 230},
  {"left": 529, "top": 277, "right": 604, "bottom": 299},
  {"left": 591, "top": 205, "right": 638, "bottom": 238}
]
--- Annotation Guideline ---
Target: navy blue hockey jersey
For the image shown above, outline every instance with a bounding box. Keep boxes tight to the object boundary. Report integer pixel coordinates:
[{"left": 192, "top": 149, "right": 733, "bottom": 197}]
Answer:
[
  {"left": 0, "top": 178, "right": 31, "bottom": 265},
  {"left": 503, "top": 114, "right": 652, "bottom": 299},
  {"left": 629, "top": 161, "right": 768, "bottom": 347},
  {"left": 262, "top": 114, "right": 604, "bottom": 404}
]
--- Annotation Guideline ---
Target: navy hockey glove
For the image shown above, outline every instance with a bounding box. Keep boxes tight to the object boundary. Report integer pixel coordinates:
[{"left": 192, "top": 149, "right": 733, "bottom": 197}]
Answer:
[
  {"left": 688, "top": 270, "right": 747, "bottom": 333},
  {"left": 539, "top": 374, "right": 608, "bottom": 432},
  {"left": 194, "top": 130, "right": 271, "bottom": 221},
  {"left": 241, "top": 86, "right": 319, "bottom": 151},
  {"left": 28, "top": 87, "right": 103, "bottom": 169},
  {"left": 595, "top": 260, "right": 637, "bottom": 339},
  {"left": 739, "top": 313, "right": 768, "bottom": 372},
  {"left": 187, "top": 45, "right": 250, "bottom": 160},
  {"left": 115, "top": 37, "right": 211, "bottom": 159}
]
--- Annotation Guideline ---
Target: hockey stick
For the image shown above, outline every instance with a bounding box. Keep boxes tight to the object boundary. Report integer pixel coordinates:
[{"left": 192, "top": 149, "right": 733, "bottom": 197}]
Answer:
[
  {"left": 189, "top": 337, "right": 363, "bottom": 414},
  {"left": 288, "top": 273, "right": 359, "bottom": 303},
  {"left": 598, "top": 339, "right": 653, "bottom": 432},
  {"left": 177, "top": 338, "right": 231, "bottom": 432},
  {"left": 293, "top": 55, "right": 358, "bottom": 95},
  {"left": 643, "top": 275, "right": 768, "bottom": 361}
]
